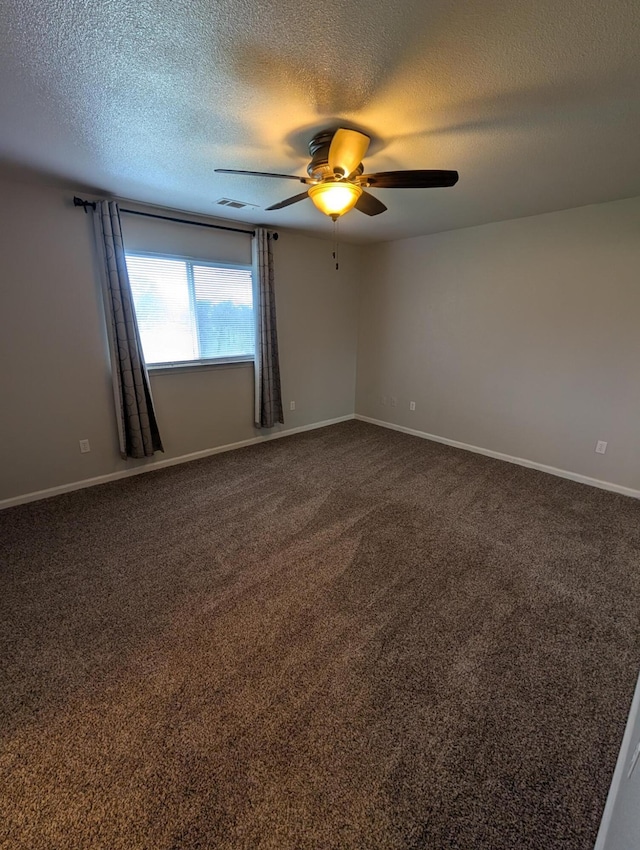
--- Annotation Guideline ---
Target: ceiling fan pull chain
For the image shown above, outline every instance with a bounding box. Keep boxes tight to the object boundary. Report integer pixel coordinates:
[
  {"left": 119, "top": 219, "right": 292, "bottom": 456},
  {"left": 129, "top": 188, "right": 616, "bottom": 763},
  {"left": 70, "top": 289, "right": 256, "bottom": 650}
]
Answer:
[{"left": 333, "top": 217, "right": 339, "bottom": 271}]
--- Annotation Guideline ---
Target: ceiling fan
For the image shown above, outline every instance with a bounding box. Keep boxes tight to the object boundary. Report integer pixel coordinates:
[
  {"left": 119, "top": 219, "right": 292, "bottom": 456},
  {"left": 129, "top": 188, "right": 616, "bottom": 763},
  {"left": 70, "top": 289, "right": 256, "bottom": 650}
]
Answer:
[{"left": 215, "top": 128, "right": 459, "bottom": 220}]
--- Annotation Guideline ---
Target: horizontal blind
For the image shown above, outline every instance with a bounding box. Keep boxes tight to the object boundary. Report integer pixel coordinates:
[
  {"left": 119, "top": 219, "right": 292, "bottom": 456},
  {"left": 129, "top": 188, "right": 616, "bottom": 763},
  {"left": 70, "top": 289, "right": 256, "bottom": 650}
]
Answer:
[
  {"left": 126, "top": 254, "right": 254, "bottom": 365},
  {"left": 193, "top": 265, "right": 254, "bottom": 360},
  {"left": 126, "top": 256, "right": 196, "bottom": 363}
]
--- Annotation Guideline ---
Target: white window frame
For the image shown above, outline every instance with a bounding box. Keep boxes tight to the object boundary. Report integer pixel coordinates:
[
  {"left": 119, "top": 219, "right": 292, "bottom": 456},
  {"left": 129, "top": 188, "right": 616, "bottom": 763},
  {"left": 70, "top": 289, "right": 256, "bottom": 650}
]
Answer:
[{"left": 126, "top": 251, "right": 255, "bottom": 371}]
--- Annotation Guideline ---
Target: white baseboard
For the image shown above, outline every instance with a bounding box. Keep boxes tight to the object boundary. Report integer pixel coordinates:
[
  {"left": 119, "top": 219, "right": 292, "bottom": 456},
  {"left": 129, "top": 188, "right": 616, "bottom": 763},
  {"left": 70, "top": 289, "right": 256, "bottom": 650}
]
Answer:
[
  {"left": 4, "top": 413, "right": 638, "bottom": 510},
  {"left": 0, "top": 415, "right": 355, "bottom": 510},
  {"left": 593, "top": 672, "right": 640, "bottom": 849},
  {"left": 355, "top": 414, "right": 640, "bottom": 500}
]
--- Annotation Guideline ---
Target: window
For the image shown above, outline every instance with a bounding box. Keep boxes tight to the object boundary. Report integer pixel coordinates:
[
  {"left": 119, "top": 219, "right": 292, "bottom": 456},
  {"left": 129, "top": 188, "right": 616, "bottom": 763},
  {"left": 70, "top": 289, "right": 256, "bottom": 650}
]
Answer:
[{"left": 125, "top": 253, "right": 254, "bottom": 367}]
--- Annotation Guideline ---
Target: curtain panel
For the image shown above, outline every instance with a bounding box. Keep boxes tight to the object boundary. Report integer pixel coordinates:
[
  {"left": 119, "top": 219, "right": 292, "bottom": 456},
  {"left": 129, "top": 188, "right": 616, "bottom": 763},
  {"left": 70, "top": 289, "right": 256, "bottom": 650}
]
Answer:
[
  {"left": 93, "top": 201, "right": 164, "bottom": 459},
  {"left": 253, "top": 228, "right": 284, "bottom": 429}
]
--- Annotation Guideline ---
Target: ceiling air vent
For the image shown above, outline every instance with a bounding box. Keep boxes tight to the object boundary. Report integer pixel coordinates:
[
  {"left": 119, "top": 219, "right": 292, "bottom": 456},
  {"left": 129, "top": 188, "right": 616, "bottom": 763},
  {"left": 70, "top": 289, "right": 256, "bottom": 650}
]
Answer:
[{"left": 215, "top": 198, "right": 257, "bottom": 210}]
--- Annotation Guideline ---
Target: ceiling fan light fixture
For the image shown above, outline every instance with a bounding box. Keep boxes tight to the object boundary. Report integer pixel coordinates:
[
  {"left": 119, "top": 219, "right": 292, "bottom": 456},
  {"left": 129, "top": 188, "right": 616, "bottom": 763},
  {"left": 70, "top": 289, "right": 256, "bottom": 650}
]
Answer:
[{"left": 308, "top": 181, "right": 362, "bottom": 218}]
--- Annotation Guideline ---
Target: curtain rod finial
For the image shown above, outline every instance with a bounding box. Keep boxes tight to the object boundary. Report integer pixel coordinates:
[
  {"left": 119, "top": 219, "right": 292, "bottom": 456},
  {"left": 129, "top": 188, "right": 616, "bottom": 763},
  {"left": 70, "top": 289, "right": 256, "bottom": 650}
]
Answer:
[{"left": 73, "top": 196, "right": 96, "bottom": 212}]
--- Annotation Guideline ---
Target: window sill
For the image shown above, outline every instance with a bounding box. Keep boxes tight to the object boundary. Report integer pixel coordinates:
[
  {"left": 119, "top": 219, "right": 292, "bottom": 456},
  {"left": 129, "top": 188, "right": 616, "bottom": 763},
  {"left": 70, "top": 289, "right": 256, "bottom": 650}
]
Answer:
[{"left": 148, "top": 357, "right": 254, "bottom": 375}]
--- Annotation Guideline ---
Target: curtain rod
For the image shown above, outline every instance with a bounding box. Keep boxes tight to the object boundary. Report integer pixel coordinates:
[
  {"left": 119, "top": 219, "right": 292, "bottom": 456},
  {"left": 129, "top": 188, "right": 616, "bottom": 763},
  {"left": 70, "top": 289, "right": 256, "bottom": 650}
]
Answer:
[{"left": 73, "top": 197, "right": 278, "bottom": 239}]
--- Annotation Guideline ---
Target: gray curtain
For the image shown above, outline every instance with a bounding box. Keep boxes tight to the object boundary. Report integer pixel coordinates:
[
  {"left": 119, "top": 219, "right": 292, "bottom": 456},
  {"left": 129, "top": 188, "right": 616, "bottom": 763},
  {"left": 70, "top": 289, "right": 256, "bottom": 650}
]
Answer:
[
  {"left": 253, "top": 228, "right": 284, "bottom": 428},
  {"left": 93, "top": 200, "right": 164, "bottom": 459}
]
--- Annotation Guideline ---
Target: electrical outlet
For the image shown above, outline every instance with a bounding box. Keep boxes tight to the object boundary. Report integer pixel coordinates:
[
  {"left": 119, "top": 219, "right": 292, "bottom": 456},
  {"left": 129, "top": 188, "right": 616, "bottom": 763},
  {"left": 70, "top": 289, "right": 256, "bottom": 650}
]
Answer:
[
  {"left": 289, "top": 401, "right": 295, "bottom": 411},
  {"left": 79, "top": 439, "right": 91, "bottom": 454},
  {"left": 381, "top": 395, "right": 387, "bottom": 406},
  {"left": 391, "top": 396, "right": 397, "bottom": 408},
  {"left": 409, "top": 401, "right": 416, "bottom": 411},
  {"left": 595, "top": 440, "right": 608, "bottom": 455}
]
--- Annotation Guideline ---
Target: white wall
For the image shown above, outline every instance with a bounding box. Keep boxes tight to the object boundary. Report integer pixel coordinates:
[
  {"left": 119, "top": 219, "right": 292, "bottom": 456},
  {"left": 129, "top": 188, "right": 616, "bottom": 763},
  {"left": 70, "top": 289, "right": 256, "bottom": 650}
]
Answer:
[
  {"left": 594, "top": 674, "right": 640, "bottom": 850},
  {"left": 0, "top": 175, "right": 360, "bottom": 503},
  {"left": 356, "top": 197, "right": 640, "bottom": 492}
]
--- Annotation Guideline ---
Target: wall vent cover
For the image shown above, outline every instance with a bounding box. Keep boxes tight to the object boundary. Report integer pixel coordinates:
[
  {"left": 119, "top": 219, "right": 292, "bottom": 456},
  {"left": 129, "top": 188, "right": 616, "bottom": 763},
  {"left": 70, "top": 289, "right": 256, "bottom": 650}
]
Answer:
[{"left": 215, "top": 198, "right": 258, "bottom": 209}]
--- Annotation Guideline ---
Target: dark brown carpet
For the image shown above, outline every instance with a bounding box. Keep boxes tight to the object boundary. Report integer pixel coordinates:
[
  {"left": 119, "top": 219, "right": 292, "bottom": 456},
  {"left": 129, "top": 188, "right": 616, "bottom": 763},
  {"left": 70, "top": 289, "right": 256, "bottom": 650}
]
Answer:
[{"left": 1, "top": 420, "right": 639, "bottom": 849}]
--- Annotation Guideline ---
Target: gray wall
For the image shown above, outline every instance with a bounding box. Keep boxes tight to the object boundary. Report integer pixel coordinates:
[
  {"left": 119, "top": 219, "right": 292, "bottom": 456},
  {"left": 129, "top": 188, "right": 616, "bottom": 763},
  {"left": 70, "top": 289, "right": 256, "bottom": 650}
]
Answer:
[
  {"left": 0, "top": 176, "right": 360, "bottom": 502},
  {"left": 356, "top": 197, "right": 640, "bottom": 492},
  {"left": 3, "top": 174, "right": 640, "bottom": 503}
]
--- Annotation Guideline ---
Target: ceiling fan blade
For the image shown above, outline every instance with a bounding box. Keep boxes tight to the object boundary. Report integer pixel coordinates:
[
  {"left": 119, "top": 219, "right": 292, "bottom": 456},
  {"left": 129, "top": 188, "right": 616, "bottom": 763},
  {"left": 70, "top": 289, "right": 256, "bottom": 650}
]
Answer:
[
  {"left": 265, "top": 191, "right": 310, "bottom": 211},
  {"left": 355, "top": 191, "right": 387, "bottom": 216},
  {"left": 361, "top": 170, "right": 459, "bottom": 188},
  {"left": 215, "top": 168, "right": 309, "bottom": 183},
  {"left": 328, "top": 129, "right": 371, "bottom": 178}
]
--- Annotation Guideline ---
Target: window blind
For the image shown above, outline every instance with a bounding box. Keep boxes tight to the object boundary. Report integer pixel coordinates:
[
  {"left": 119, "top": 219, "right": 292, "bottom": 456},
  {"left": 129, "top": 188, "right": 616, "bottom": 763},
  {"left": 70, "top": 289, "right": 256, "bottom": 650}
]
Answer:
[{"left": 126, "top": 254, "right": 254, "bottom": 366}]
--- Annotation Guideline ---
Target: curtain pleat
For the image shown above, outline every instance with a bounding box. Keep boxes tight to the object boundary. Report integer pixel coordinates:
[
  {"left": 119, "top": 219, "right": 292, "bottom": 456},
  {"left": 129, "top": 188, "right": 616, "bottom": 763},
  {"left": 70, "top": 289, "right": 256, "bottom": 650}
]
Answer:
[
  {"left": 93, "top": 201, "right": 164, "bottom": 459},
  {"left": 253, "top": 228, "right": 284, "bottom": 428}
]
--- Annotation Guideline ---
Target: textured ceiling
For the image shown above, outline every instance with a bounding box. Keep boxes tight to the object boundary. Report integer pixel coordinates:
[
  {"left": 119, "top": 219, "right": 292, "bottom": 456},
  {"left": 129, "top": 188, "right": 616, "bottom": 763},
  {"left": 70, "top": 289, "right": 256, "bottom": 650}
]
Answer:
[{"left": 1, "top": 0, "right": 639, "bottom": 243}]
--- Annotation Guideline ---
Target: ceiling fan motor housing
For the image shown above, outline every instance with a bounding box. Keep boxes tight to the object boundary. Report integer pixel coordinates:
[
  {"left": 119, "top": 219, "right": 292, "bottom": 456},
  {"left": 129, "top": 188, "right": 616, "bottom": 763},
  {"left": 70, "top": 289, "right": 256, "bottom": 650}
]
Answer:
[{"left": 307, "top": 131, "right": 363, "bottom": 181}]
